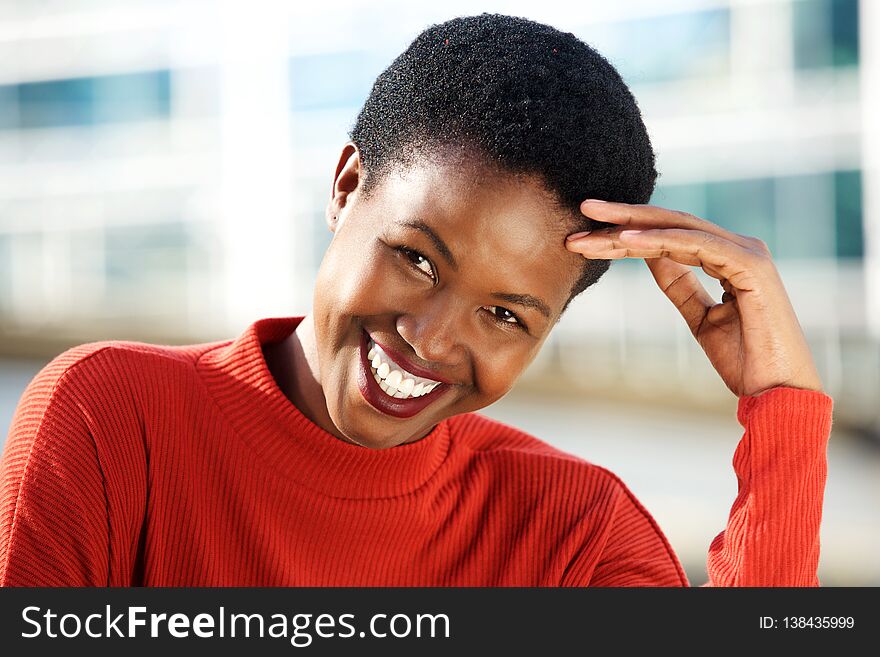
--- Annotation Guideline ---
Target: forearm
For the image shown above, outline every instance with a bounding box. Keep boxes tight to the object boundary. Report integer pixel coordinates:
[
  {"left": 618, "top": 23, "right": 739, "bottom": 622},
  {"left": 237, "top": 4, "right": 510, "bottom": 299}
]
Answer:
[{"left": 705, "top": 387, "right": 832, "bottom": 586}]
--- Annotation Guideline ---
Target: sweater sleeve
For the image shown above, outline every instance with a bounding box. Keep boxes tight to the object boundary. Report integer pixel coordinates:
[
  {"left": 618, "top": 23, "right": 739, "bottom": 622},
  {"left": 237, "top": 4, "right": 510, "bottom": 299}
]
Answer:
[
  {"left": 703, "top": 386, "right": 833, "bottom": 586},
  {"left": 567, "top": 386, "right": 832, "bottom": 587},
  {"left": 0, "top": 353, "right": 112, "bottom": 586}
]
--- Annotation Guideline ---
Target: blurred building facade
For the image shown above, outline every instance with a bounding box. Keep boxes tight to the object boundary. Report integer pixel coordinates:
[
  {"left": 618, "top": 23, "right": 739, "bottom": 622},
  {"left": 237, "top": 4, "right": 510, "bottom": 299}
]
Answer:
[{"left": 0, "top": 0, "right": 877, "bottom": 432}]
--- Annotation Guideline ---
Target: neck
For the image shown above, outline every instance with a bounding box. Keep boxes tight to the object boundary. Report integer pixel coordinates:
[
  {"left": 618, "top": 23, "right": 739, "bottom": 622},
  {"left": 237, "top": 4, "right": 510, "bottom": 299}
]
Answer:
[{"left": 265, "top": 313, "right": 355, "bottom": 445}]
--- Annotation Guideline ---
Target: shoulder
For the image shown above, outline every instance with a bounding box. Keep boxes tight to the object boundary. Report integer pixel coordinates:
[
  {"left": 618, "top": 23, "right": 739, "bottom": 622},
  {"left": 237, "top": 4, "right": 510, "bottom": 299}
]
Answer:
[
  {"left": 445, "top": 411, "right": 623, "bottom": 494},
  {"left": 51, "top": 337, "right": 219, "bottom": 375},
  {"left": 447, "top": 410, "right": 594, "bottom": 463},
  {"left": 25, "top": 338, "right": 221, "bottom": 399},
  {"left": 443, "top": 411, "right": 685, "bottom": 584},
  {"left": 7, "top": 338, "right": 225, "bottom": 447},
  {"left": 3, "top": 337, "right": 222, "bottom": 499}
]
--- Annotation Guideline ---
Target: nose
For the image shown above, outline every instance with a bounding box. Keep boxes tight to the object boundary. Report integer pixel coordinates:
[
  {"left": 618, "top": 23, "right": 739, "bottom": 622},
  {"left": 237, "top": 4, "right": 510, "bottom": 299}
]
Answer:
[{"left": 396, "top": 291, "right": 468, "bottom": 370}]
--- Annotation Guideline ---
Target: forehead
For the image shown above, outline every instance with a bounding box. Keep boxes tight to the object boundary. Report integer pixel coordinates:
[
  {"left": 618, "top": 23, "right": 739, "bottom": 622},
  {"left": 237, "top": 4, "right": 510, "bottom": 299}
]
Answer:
[{"left": 366, "top": 158, "right": 584, "bottom": 312}]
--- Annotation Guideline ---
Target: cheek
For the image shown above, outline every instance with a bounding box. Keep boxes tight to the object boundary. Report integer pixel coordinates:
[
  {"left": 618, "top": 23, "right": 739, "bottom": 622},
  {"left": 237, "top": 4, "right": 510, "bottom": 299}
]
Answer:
[
  {"left": 473, "top": 346, "right": 532, "bottom": 400},
  {"left": 327, "top": 251, "right": 424, "bottom": 320},
  {"left": 317, "top": 245, "right": 389, "bottom": 313}
]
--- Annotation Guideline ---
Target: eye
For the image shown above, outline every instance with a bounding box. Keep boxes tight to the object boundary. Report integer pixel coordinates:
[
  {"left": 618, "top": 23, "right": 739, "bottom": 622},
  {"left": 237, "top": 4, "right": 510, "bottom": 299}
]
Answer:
[
  {"left": 399, "top": 247, "right": 436, "bottom": 280},
  {"left": 484, "top": 305, "right": 525, "bottom": 329}
]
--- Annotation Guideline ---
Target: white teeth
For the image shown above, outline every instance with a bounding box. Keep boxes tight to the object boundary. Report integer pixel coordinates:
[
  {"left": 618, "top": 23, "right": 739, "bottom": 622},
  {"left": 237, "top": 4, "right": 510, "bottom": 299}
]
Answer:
[
  {"left": 385, "top": 369, "right": 403, "bottom": 388},
  {"left": 366, "top": 338, "right": 444, "bottom": 401}
]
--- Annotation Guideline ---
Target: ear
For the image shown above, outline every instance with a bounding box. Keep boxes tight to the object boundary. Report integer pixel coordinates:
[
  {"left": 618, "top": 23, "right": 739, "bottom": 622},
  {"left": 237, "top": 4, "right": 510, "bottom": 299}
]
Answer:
[{"left": 326, "top": 143, "right": 362, "bottom": 233}]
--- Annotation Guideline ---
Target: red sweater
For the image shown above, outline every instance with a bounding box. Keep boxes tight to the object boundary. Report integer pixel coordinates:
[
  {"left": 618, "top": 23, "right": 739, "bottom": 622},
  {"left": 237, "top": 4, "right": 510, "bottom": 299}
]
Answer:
[{"left": 0, "top": 316, "right": 832, "bottom": 586}]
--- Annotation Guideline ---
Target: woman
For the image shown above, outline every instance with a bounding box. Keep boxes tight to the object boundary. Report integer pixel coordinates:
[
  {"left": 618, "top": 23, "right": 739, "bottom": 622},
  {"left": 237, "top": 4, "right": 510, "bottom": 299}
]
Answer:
[{"left": 0, "top": 14, "right": 831, "bottom": 586}]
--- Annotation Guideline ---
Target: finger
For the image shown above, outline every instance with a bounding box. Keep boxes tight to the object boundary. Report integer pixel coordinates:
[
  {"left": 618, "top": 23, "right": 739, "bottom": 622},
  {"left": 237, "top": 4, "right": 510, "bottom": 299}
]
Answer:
[
  {"left": 644, "top": 257, "right": 714, "bottom": 334},
  {"left": 567, "top": 227, "right": 762, "bottom": 292},
  {"left": 647, "top": 258, "right": 741, "bottom": 336},
  {"left": 576, "top": 200, "right": 755, "bottom": 250}
]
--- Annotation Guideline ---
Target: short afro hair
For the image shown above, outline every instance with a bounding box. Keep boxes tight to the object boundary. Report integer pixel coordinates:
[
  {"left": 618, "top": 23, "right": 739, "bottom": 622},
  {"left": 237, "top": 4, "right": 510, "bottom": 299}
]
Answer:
[{"left": 349, "top": 13, "right": 658, "bottom": 310}]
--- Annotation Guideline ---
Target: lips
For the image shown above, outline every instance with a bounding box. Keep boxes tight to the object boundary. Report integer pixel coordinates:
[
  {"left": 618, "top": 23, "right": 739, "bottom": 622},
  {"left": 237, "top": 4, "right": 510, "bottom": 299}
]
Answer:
[{"left": 356, "top": 329, "right": 449, "bottom": 418}]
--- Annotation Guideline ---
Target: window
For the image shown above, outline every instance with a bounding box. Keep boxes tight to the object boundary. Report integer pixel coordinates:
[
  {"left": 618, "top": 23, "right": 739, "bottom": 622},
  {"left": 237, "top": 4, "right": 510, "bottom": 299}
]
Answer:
[
  {"left": 774, "top": 172, "right": 836, "bottom": 259},
  {"left": 652, "top": 170, "right": 864, "bottom": 261},
  {"left": 705, "top": 178, "right": 776, "bottom": 254},
  {"left": 0, "top": 85, "right": 19, "bottom": 130},
  {"left": 578, "top": 9, "right": 730, "bottom": 84},
  {"left": 794, "top": 0, "right": 859, "bottom": 69},
  {"left": 6, "top": 70, "right": 171, "bottom": 130},
  {"left": 835, "top": 170, "right": 863, "bottom": 258}
]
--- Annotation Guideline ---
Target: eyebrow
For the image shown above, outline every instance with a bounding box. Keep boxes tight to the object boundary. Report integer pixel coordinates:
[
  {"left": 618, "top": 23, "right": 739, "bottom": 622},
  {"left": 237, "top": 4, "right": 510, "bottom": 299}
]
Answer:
[
  {"left": 490, "top": 292, "right": 551, "bottom": 319},
  {"left": 399, "top": 219, "right": 458, "bottom": 271},
  {"left": 397, "top": 219, "right": 553, "bottom": 320}
]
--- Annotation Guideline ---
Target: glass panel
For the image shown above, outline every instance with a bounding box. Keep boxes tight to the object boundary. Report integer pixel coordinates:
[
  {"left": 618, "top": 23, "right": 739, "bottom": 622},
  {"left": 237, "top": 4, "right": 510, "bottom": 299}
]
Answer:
[
  {"left": 831, "top": 0, "right": 859, "bottom": 67},
  {"left": 0, "top": 85, "right": 19, "bottom": 130},
  {"left": 578, "top": 9, "right": 730, "bottom": 84},
  {"left": 92, "top": 70, "right": 171, "bottom": 124},
  {"left": 705, "top": 178, "right": 776, "bottom": 253},
  {"left": 834, "top": 170, "right": 863, "bottom": 258},
  {"left": 794, "top": 0, "right": 859, "bottom": 69},
  {"left": 16, "top": 70, "right": 171, "bottom": 129},
  {"left": 774, "top": 172, "right": 836, "bottom": 259},
  {"left": 18, "top": 77, "right": 95, "bottom": 128},
  {"left": 654, "top": 172, "right": 863, "bottom": 261},
  {"left": 650, "top": 183, "right": 707, "bottom": 219}
]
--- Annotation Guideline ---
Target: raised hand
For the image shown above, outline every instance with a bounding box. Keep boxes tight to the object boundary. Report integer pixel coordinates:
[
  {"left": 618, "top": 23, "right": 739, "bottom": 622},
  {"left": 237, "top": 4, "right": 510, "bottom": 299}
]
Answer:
[{"left": 566, "top": 200, "right": 824, "bottom": 398}]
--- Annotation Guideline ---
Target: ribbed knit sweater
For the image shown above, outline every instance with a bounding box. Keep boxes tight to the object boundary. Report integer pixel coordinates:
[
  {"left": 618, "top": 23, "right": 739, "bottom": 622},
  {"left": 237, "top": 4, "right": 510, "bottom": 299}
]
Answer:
[{"left": 0, "top": 316, "right": 833, "bottom": 586}]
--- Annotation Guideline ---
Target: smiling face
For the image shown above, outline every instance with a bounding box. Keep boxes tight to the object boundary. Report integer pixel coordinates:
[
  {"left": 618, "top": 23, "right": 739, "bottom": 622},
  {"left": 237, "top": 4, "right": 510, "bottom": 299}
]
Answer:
[{"left": 304, "top": 144, "right": 585, "bottom": 449}]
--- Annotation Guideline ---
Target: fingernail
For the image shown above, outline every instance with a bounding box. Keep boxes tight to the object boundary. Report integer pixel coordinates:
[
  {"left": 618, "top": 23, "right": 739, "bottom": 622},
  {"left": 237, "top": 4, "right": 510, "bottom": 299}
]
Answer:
[
  {"left": 582, "top": 199, "right": 607, "bottom": 204},
  {"left": 567, "top": 231, "right": 591, "bottom": 241},
  {"left": 620, "top": 230, "right": 642, "bottom": 238}
]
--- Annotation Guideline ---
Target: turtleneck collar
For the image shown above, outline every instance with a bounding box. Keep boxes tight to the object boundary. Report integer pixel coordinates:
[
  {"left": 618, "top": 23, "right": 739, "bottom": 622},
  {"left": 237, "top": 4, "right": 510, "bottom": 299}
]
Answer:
[{"left": 196, "top": 316, "right": 452, "bottom": 499}]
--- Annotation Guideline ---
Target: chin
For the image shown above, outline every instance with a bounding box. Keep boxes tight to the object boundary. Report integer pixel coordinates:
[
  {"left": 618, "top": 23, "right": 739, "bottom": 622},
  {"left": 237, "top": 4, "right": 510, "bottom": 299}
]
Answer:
[
  {"left": 317, "top": 329, "right": 447, "bottom": 448},
  {"left": 329, "top": 388, "right": 446, "bottom": 449},
  {"left": 334, "top": 419, "right": 416, "bottom": 450}
]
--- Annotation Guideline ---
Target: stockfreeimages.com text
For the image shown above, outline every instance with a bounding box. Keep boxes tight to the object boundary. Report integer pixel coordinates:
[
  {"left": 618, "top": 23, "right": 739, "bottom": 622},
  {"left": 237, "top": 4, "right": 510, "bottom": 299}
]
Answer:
[{"left": 21, "top": 605, "right": 451, "bottom": 647}]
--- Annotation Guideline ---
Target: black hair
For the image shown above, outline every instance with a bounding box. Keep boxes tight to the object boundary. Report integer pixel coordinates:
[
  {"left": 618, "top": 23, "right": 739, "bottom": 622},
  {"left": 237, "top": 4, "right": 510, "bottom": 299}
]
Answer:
[{"left": 349, "top": 13, "right": 657, "bottom": 311}]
